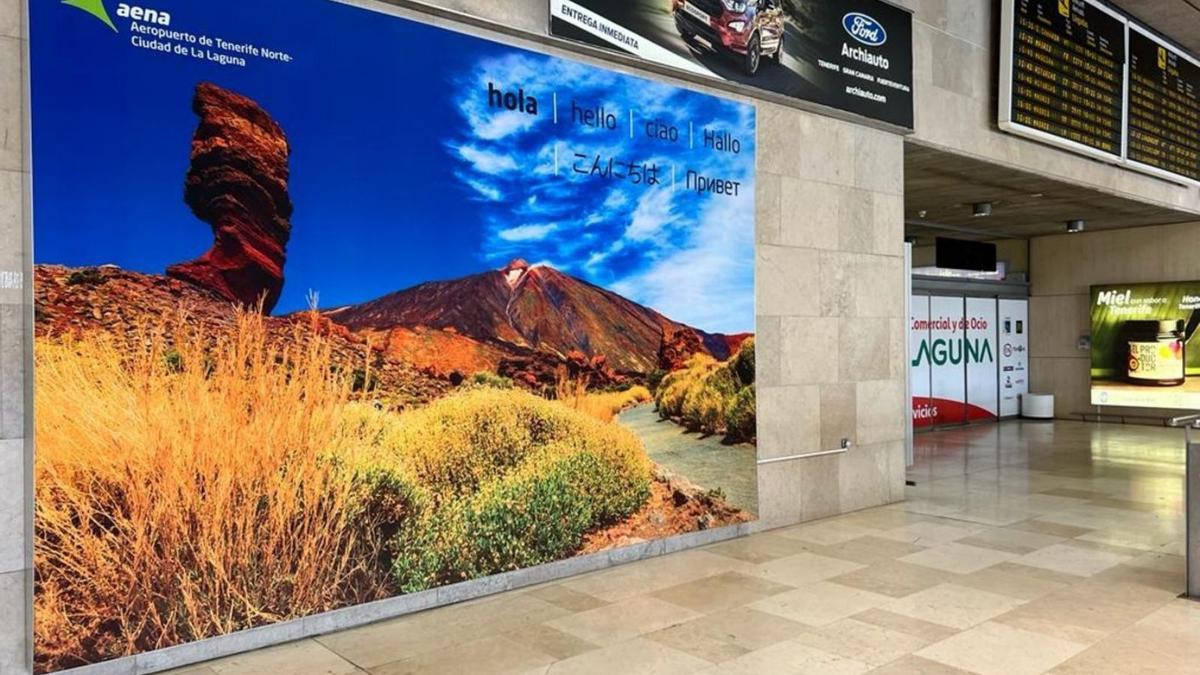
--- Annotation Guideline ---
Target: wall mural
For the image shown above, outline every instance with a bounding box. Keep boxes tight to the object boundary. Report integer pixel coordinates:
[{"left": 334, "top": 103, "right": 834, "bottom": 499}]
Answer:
[{"left": 29, "top": 0, "right": 756, "bottom": 670}]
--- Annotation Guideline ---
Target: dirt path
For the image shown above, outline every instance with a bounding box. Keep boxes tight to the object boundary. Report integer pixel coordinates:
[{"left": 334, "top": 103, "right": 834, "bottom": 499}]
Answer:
[{"left": 617, "top": 403, "right": 758, "bottom": 515}]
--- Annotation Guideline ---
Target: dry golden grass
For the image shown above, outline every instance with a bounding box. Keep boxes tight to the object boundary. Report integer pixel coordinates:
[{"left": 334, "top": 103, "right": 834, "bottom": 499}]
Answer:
[
  {"left": 552, "top": 366, "right": 651, "bottom": 422},
  {"left": 34, "top": 310, "right": 657, "bottom": 672},
  {"left": 34, "top": 309, "right": 395, "bottom": 671}
]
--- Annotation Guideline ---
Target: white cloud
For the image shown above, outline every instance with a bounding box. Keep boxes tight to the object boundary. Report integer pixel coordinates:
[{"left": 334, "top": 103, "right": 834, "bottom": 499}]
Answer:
[
  {"left": 455, "top": 145, "right": 518, "bottom": 175},
  {"left": 498, "top": 223, "right": 558, "bottom": 242},
  {"left": 610, "top": 191, "right": 755, "bottom": 334},
  {"left": 460, "top": 175, "right": 502, "bottom": 201},
  {"left": 624, "top": 187, "right": 678, "bottom": 244}
]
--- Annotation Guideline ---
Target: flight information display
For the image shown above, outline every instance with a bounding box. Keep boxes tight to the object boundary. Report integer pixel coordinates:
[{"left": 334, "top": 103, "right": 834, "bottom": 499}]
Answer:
[
  {"left": 1127, "top": 24, "right": 1200, "bottom": 183},
  {"left": 1000, "top": 0, "right": 1127, "bottom": 160}
]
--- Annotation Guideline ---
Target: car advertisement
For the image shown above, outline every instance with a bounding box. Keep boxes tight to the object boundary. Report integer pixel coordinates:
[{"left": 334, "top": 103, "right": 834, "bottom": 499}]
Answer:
[
  {"left": 549, "top": 0, "right": 915, "bottom": 129},
  {"left": 1091, "top": 282, "right": 1200, "bottom": 409},
  {"left": 998, "top": 299, "right": 1029, "bottom": 417},
  {"left": 910, "top": 295, "right": 1002, "bottom": 428},
  {"left": 29, "top": 0, "right": 757, "bottom": 671}
]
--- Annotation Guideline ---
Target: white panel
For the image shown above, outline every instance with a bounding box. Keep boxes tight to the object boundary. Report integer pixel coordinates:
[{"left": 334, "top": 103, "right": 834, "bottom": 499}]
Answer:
[
  {"left": 926, "top": 296, "right": 966, "bottom": 426},
  {"left": 910, "top": 294, "right": 933, "bottom": 428},
  {"left": 998, "top": 299, "right": 1030, "bottom": 417},
  {"left": 965, "top": 297, "right": 999, "bottom": 420}
]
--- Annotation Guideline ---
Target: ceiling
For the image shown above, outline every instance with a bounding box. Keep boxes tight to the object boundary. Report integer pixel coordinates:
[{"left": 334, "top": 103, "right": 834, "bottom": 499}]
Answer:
[
  {"left": 1116, "top": 0, "right": 1200, "bottom": 55},
  {"left": 904, "top": 143, "right": 1200, "bottom": 243}
]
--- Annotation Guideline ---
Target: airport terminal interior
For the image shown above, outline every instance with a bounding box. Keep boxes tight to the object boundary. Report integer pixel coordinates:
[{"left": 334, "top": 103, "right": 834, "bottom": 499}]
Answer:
[{"left": 3, "top": 0, "right": 1200, "bottom": 674}]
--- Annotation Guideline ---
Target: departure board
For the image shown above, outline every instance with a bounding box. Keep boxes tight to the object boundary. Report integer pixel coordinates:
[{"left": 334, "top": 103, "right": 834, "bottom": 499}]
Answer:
[
  {"left": 1000, "top": 0, "right": 1126, "bottom": 161},
  {"left": 1127, "top": 24, "right": 1200, "bottom": 183}
]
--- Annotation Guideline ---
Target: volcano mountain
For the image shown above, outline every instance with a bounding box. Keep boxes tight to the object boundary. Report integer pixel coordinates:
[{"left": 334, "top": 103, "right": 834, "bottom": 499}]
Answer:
[{"left": 324, "top": 259, "right": 747, "bottom": 376}]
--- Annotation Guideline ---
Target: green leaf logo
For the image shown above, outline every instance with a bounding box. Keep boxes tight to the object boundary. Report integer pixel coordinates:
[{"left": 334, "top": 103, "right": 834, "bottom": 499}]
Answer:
[{"left": 63, "top": 0, "right": 117, "bottom": 32}]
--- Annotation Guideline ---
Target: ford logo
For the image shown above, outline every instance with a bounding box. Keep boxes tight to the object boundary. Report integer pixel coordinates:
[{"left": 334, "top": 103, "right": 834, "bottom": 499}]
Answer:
[{"left": 843, "top": 12, "right": 887, "bottom": 47}]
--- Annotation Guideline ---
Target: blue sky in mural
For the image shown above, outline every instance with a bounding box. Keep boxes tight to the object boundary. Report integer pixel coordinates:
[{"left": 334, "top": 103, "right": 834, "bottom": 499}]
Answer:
[{"left": 30, "top": 0, "right": 755, "bottom": 332}]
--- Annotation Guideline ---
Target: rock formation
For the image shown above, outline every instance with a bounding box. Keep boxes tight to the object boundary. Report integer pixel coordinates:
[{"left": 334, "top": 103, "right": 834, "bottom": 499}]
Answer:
[
  {"left": 658, "top": 326, "right": 706, "bottom": 372},
  {"left": 167, "top": 82, "right": 293, "bottom": 313}
]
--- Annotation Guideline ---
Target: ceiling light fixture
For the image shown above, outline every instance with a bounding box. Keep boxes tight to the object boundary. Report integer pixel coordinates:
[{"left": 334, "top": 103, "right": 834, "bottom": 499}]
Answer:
[
  {"left": 972, "top": 202, "right": 993, "bottom": 218},
  {"left": 1066, "top": 219, "right": 1085, "bottom": 233}
]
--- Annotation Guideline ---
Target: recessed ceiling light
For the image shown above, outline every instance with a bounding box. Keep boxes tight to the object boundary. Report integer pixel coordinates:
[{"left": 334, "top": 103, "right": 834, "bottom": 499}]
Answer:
[{"left": 972, "top": 202, "right": 993, "bottom": 218}]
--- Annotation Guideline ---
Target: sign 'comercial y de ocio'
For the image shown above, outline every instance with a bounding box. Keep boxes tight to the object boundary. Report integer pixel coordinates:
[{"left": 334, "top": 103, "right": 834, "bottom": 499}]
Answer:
[{"left": 548, "top": 0, "right": 915, "bottom": 130}]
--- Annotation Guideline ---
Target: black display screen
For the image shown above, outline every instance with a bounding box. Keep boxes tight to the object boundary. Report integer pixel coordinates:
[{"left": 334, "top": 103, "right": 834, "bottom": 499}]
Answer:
[
  {"left": 1127, "top": 25, "right": 1200, "bottom": 183},
  {"left": 1005, "top": 0, "right": 1126, "bottom": 158}
]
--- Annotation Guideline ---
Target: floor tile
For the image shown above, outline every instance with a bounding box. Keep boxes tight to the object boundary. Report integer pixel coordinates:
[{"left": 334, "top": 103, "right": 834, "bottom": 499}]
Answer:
[
  {"left": 883, "top": 583, "right": 1026, "bottom": 630},
  {"left": 651, "top": 571, "right": 793, "bottom": 613},
  {"left": 207, "top": 640, "right": 361, "bottom": 675},
  {"left": 878, "top": 520, "right": 986, "bottom": 547},
  {"left": 1006, "top": 519, "right": 1093, "bottom": 539},
  {"left": 865, "top": 655, "right": 974, "bottom": 674},
  {"left": 898, "top": 542, "right": 1019, "bottom": 574},
  {"left": 705, "top": 533, "right": 813, "bottom": 564},
  {"left": 748, "top": 581, "right": 891, "bottom": 627},
  {"left": 807, "top": 536, "right": 929, "bottom": 565},
  {"left": 527, "top": 584, "right": 609, "bottom": 613},
  {"left": 951, "top": 565, "right": 1071, "bottom": 601},
  {"left": 371, "top": 634, "right": 554, "bottom": 675},
  {"left": 792, "top": 617, "right": 931, "bottom": 666},
  {"left": 990, "top": 587, "right": 1168, "bottom": 645},
  {"left": 545, "top": 596, "right": 703, "bottom": 646},
  {"left": 775, "top": 520, "right": 879, "bottom": 546},
  {"left": 829, "top": 560, "right": 955, "bottom": 598},
  {"left": 850, "top": 608, "right": 959, "bottom": 643},
  {"left": 1048, "top": 639, "right": 1192, "bottom": 674},
  {"left": 545, "top": 637, "right": 709, "bottom": 675},
  {"left": 1014, "top": 543, "right": 1134, "bottom": 577},
  {"left": 915, "top": 622, "right": 1086, "bottom": 675},
  {"left": 646, "top": 605, "right": 813, "bottom": 665},
  {"left": 560, "top": 550, "right": 750, "bottom": 602},
  {"left": 318, "top": 595, "right": 566, "bottom": 669},
  {"left": 750, "top": 551, "right": 865, "bottom": 587},
  {"left": 713, "top": 640, "right": 872, "bottom": 675},
  {"left": 957, "top": 526, "right": 1066, "bottom": 555},
  {"left": 504, "top": 624, "right": 599, "bottom": 661}
]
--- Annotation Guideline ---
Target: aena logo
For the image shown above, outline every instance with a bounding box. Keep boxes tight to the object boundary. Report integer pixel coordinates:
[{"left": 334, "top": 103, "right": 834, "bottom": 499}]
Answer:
[
  {"left": 62, "top": 0, "right": 171, "bottom": 32},
  {"left": 843, "top": 12, "right": 887, "bottom": 47}
]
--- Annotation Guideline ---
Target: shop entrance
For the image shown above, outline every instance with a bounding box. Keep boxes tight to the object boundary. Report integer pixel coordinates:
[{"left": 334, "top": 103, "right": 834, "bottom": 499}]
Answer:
[{"left": 908, "top": 282, "right": 1029, "bottom": 431}]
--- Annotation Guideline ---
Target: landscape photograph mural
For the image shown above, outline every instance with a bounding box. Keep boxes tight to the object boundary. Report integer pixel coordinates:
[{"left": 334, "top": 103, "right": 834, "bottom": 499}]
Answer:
[{"left": 29, "top": 0, "right": 756, "bottom": 671}]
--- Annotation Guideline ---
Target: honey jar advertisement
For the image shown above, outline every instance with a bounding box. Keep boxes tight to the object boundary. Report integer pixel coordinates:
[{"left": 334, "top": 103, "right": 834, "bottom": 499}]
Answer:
[{"left": 1090, "top": 281, "right": 1200, "bottom": 409}]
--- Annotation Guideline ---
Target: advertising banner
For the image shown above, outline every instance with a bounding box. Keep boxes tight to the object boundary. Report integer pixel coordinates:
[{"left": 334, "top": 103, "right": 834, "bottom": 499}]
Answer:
[
  {"left": 549, "top": 0, "right": 915, "bottom": 129},
  {"left": 30, "top": 0, "right": 757, "bottom": 671},
  {"left": 911, "top": 295, "right": 1003, "bottom": 428},
  {"left": 998, "top": 299, "right": 1030, "bottom": 417},
  {"left": 1091, "top": 282, "right": 1200, "bottom": 409}
]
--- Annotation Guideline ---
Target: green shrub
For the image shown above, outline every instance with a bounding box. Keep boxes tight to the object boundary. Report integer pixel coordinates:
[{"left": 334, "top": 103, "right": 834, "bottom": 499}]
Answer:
[
  {"left": 469, "top": 371, "right": 514, "bottom": 389},
  {"left": 725, "top": 386, "right": 756, "bottom": 442},
  {"left": 731, "top": 338, "right": 755, "bottom": 386},
  {"left": 654, "top": 347, "right": 756, "bottom": 440},
  {"left": 379, "top": 388, "right": 653, "bottom": 591}
]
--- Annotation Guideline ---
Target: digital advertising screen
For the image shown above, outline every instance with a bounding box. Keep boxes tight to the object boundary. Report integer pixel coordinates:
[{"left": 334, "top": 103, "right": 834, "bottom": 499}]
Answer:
[
  {"left": 1091, "top": 281, "right": 1200, "bottom": 410},
  {"left": 28, "top": 0, "right": 757, "bottom": 670},
  {"left": 549, "top": 0, "right": 915, "bottom": 129}
]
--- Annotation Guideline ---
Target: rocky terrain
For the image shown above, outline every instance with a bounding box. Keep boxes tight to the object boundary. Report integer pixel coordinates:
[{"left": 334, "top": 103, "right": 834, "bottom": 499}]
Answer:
[{"left": 35, "top": 264, "right": 449, "bottom": 407}]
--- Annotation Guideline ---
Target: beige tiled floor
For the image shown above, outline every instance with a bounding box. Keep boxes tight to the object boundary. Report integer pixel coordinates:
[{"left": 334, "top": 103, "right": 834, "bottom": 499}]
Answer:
[{"left": 167, "top": 421, "right": 1199, "bottom": 674}]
